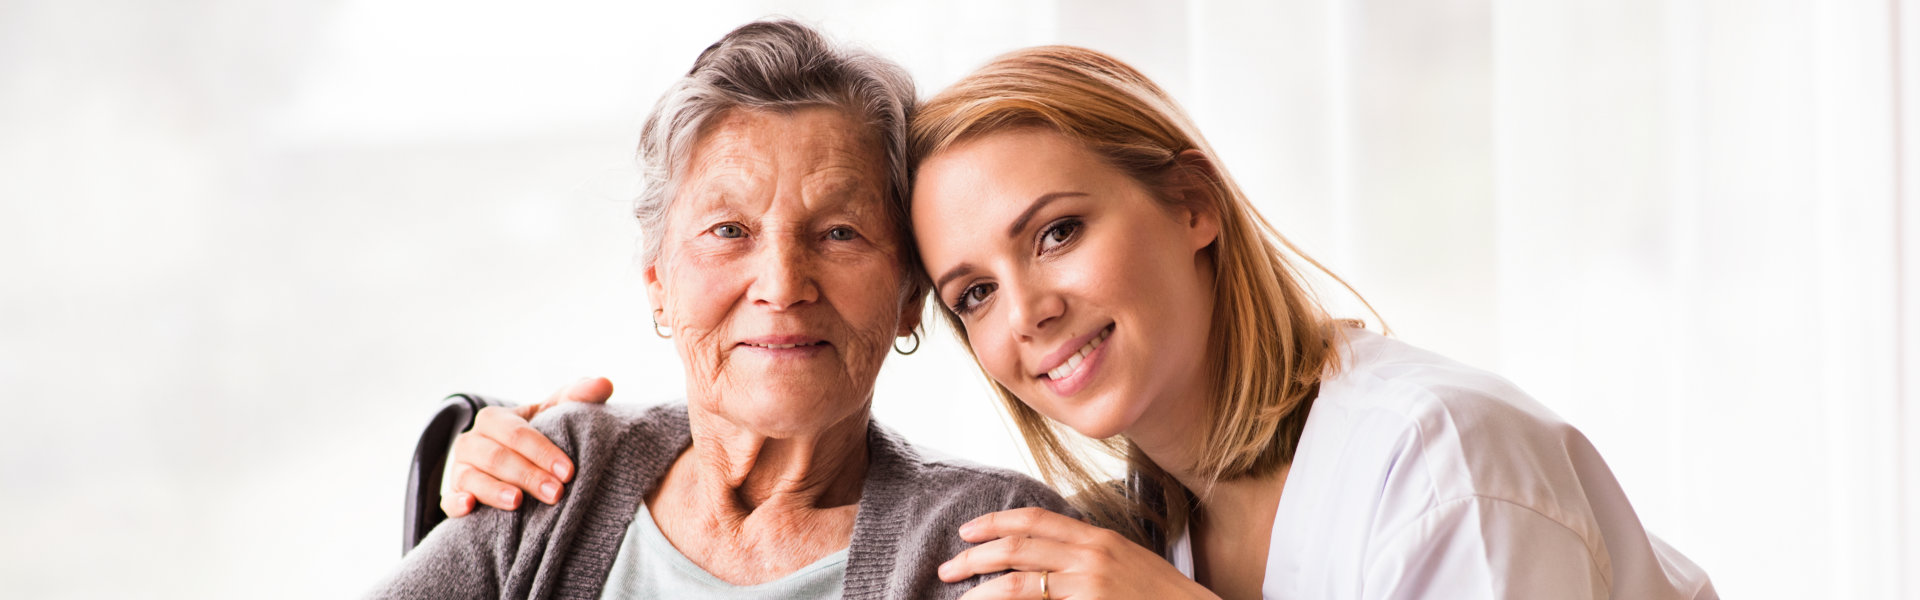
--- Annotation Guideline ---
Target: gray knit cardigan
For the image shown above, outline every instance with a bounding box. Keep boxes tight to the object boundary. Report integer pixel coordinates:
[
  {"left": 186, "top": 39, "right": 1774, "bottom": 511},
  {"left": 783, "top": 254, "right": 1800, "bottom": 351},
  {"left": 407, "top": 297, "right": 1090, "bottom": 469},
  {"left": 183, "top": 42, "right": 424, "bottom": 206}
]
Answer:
[{"left": 372, "top": 402, "right": 1072, "bottom": 599}]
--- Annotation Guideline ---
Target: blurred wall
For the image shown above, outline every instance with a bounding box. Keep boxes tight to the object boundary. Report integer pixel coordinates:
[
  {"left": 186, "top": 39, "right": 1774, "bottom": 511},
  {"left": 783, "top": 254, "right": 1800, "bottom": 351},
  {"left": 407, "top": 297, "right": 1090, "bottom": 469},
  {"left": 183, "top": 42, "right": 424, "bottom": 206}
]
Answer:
[{"left": 0, "top": 0, "right": 1913, "bottom": 597}]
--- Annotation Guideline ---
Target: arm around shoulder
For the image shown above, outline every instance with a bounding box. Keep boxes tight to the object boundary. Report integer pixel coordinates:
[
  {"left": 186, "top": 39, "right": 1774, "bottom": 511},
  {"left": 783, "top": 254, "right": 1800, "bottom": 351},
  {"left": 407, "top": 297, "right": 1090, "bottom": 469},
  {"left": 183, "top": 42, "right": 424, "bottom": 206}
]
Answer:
[{"left": 373, "top": 404, "right": 623, "bottom": 598}]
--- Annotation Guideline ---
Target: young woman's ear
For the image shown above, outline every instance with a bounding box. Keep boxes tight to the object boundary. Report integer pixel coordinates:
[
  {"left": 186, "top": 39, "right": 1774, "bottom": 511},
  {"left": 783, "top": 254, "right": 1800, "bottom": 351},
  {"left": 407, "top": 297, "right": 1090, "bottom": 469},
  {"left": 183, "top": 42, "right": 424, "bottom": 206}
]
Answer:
[{"left": 1172, "top": 149, "right": 1223, "bottom": 252}]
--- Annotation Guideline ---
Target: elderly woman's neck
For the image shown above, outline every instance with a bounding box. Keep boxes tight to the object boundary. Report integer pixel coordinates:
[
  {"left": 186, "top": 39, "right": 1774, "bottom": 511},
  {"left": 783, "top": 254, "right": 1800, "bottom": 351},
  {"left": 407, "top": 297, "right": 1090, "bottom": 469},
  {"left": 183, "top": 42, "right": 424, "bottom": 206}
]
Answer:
[
  {"left": 675, "top": 408, "right": 872, "bottom": 513},
  {"left": 643, "top": 406, "right": 871, "bottom": 585}
]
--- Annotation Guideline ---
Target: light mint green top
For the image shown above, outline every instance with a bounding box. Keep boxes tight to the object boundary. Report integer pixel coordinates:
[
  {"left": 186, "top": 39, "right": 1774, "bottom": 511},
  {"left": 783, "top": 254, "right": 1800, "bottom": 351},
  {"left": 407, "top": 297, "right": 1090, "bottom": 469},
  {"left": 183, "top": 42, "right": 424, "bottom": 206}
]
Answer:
[{"left": 600, "top": 502, "right": 847, "bottom": 599}]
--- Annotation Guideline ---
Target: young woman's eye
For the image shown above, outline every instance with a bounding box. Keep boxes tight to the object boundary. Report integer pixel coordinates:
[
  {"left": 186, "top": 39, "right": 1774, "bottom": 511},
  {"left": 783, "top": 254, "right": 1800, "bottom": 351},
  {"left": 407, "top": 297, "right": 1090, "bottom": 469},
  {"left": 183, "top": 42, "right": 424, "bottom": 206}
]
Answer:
[
  {"left": 710, "top": 223, "right": 746, "bottom": 239},
  {"left": 1039, "top": 219, "right": 1082, "bottom": 253},
  {"left": 952, "top": 282, "right": 997, "bottom": 314},
  {"left": 826, "top": 226, "right": 858, "bottom": 241}
]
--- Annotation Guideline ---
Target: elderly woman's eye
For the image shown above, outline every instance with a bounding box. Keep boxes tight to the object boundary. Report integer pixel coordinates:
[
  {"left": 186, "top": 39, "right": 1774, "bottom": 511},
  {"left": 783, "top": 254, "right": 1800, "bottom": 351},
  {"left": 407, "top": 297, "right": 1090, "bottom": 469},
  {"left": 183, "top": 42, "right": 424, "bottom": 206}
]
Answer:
[
  {"left": 826, "top": 226, "right": 858, "bottom": 241},
  {"left": 711, "top": 223, "right": 746, "bottom": 239},
  {"left": 952, "top": 282, "right": 997, "bottom": 314}
]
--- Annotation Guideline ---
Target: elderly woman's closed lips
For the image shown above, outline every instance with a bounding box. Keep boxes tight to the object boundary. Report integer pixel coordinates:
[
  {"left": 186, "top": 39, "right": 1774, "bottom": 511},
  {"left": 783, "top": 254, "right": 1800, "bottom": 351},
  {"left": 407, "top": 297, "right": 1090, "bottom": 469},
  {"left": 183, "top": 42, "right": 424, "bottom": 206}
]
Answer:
[{"left": 373, "top": 18, "right": 1069, "bottom": 600}]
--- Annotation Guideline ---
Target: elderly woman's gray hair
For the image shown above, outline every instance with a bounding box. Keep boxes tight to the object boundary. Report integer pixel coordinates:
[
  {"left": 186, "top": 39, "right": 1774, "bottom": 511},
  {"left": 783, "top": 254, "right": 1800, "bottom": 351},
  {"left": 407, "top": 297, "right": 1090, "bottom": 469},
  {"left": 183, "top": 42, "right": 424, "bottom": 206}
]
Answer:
[{"left": 634, "top": 18, "right": 924, "bottom": 300}]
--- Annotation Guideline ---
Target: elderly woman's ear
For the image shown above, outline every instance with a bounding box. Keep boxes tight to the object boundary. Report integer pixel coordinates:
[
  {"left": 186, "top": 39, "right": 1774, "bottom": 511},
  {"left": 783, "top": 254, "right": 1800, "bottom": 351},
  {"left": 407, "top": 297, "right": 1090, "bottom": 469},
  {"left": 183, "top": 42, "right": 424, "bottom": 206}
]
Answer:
[
  {"left": 645, "top": 262, "right": 669, "bottom": 335},
  {"left": 896, "top": 291, "right": 926, "bottom": 339}
]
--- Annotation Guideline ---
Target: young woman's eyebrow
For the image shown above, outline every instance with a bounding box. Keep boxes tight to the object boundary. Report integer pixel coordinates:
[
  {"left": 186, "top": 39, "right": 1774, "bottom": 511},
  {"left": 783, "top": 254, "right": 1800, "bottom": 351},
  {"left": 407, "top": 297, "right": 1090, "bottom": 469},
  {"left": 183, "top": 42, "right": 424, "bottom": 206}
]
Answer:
[
  {"left": 1005, "top": 192, "right": 1088, "bottom": 237},
  {"left": 936, "top": 263, "right": 975, "bottom": 297}
]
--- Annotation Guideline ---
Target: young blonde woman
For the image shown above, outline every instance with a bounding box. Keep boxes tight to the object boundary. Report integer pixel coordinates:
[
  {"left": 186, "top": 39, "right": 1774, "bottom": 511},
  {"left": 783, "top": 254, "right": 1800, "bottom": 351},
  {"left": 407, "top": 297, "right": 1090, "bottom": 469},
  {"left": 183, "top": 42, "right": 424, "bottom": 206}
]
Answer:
[{"left": 438, "top": 47, "right": 1716, "bottom": 599}]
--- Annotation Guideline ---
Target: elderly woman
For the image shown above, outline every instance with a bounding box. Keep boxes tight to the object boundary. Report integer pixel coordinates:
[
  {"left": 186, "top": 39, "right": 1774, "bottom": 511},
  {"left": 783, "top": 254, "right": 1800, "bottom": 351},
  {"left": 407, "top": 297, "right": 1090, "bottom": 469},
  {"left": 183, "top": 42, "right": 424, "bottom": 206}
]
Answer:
[{"left": 373, "top": 19, "right": 1066, "bottom": 599}]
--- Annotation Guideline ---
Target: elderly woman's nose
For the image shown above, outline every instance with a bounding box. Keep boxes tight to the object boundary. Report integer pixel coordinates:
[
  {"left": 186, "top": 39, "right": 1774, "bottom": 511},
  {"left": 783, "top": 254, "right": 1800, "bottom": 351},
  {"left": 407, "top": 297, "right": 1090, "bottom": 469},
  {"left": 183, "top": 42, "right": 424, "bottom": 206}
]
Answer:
[{"left": 747, "top": 232, "right": 821, "bottom": 309}]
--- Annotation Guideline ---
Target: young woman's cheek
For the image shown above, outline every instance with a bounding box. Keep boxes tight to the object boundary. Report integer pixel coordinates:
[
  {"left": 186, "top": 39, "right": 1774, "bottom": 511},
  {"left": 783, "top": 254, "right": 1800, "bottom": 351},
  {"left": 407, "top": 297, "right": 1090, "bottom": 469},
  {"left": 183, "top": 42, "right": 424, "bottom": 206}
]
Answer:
[{"left": 972, "top": 319, "right": 1025, "bottom": 395}]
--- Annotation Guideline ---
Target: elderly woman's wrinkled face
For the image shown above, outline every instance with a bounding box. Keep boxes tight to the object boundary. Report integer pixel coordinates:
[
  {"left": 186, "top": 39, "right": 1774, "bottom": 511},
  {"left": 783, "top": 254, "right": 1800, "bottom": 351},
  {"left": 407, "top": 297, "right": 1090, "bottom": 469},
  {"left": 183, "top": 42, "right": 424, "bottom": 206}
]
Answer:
[{"left": 648, "top": 107, "right": 918, "bottom": 437}]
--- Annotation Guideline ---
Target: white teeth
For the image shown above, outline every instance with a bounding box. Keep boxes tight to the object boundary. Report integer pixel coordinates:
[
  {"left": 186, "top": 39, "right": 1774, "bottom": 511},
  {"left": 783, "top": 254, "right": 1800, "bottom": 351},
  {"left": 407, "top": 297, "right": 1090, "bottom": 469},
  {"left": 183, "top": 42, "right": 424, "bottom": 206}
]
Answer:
[{"left": 1044, "top": 326, "right": 1112, "bottom": 381}]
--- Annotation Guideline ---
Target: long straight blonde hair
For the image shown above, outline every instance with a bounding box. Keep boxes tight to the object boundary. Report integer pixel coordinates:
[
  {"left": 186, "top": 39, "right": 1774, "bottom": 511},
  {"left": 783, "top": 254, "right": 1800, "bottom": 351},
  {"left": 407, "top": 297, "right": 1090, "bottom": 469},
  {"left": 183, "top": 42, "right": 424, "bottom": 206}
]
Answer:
[{"left": 909, "top": 46, "right": 1374, "bottom": 548}]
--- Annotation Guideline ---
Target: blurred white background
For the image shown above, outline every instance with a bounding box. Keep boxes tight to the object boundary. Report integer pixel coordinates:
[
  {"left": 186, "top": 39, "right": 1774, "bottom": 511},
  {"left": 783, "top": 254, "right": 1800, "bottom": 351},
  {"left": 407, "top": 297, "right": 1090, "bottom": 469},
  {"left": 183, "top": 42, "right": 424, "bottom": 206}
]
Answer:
[{"left": 2, "top": 0, "right": 1915, "bottom": 597}]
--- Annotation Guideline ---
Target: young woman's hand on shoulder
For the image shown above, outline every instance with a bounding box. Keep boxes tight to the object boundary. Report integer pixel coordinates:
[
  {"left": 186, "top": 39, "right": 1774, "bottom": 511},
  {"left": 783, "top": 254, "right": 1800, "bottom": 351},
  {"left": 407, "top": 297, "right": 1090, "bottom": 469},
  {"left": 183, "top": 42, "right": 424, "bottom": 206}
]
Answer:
[
  {"left": 439, "top": 377, "right": 612, "bottom": 516},
  {"left": 939, "top": 507, "right": 1219, "bottom": 600}
]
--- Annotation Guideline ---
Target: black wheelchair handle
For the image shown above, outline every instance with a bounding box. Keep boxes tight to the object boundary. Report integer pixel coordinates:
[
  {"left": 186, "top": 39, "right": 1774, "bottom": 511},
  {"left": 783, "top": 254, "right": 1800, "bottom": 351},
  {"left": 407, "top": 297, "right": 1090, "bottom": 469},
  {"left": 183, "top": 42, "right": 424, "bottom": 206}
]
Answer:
[{"left": 402, "top": 393, "right": 509, "bottom": 555}]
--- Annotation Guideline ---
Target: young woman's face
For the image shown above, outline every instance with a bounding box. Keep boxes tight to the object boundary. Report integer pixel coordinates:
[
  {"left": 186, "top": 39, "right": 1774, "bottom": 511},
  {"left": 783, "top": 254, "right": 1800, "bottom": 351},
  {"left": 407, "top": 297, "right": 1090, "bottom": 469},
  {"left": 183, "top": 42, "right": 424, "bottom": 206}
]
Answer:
[{"left": 912, "top": 128, "right": 1219, "bottom": 440}]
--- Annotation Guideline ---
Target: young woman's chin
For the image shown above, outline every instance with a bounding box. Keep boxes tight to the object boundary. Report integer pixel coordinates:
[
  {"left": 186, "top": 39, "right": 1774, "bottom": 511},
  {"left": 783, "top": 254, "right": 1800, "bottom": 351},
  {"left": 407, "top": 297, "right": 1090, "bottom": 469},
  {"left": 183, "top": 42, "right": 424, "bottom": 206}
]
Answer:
[
  {"left": 1019, "top": 387, "right": 1149, "bottom": 442},
  {"left": 1061, "top": 416, "right": 1131, "bottom": 441}
]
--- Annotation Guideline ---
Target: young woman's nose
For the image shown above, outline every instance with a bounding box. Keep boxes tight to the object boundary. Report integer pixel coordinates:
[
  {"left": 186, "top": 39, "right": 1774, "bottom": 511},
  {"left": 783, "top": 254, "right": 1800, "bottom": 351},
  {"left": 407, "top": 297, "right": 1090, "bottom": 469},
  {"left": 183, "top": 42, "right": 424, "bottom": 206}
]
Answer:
[
  {"left": 747, "top": 233, "right": 820, "bottom": 310},
  {"left": 1004, "top": 278, "right": 1065, "bottom": 341}
]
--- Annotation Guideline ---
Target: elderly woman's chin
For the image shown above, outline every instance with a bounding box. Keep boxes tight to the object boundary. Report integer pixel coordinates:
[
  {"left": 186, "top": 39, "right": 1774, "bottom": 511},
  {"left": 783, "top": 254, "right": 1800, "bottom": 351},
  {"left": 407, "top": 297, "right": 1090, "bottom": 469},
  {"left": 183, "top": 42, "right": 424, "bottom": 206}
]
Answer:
[{"left": 698, "top": 361, "right": 877, "bottom": 437}]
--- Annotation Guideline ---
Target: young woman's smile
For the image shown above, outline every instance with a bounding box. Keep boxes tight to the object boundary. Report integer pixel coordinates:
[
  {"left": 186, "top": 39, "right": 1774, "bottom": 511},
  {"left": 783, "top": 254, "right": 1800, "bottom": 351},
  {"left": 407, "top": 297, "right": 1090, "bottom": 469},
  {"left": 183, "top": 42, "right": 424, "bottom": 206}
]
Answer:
[
  {"left": 912, "top": 127, "right": 1220, "bottom": 441},
  {"left": 1026, "top": 321, "right": 1110, "bottom": 397}
]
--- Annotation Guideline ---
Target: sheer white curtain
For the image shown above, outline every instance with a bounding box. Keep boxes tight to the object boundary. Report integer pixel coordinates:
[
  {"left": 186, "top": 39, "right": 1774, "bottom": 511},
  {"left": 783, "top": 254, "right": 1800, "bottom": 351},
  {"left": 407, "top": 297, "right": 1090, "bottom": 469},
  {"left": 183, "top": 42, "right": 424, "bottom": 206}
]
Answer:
[
  {"left": 1518, "top": 2, "right": 1902, "bottom": 597},
  {"left": 1485, "top": 2, "right": 1912, "bottom": 597},
  {"left": 2, "top": 1, "right": 1911, "bottom": 598},
  {"left": 1167, "top": 0, "right": 1918, "bottom": 598}
]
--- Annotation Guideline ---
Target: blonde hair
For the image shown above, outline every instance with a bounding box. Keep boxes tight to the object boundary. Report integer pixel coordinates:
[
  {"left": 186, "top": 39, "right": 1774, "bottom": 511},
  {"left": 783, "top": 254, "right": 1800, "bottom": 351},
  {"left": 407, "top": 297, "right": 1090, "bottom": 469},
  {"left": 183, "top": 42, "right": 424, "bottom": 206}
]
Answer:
[{"left": 909, "top": 46, "right": 1375, "bottom": 548}]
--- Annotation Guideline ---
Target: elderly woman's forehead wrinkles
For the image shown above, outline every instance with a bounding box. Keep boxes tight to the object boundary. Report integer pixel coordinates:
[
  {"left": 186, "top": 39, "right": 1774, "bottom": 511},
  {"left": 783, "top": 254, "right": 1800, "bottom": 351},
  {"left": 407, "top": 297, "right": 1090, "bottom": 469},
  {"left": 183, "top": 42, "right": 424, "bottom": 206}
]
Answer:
[
  {"left": 687, "top": 134, "right": 774, "bottom": 181},
  {"left": 796, "top": 126, "right": 889, "bottom": 210},
  {"left": 802, "top": 161, "right": 882, "bottom": 196},
  {"left": 671, "top": 170, "right": 757, "bottom": 220},
  {"left": 677, "top": 140, "right": 772, "bottom": 212},
  {"left": 794, "top": 183, "right": 887, "bottom": 233},
  {"left": 805, "top": 121, "right": 886, "bottom": 168}
]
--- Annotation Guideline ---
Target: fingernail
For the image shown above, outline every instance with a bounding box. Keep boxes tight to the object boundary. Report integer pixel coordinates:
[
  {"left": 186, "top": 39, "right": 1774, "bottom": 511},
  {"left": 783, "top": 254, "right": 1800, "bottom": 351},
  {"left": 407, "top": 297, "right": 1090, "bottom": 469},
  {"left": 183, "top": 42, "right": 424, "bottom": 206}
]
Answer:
[
  {"left": 958, "top": 521, "right": 976, "bottom": 536},
  {"left": 541, "top": 482, "right": 559, "bottom": 502},
  {"left": 553, "top": 461, "right": 570, "bottom": 480},
  {"left": 499, "top": 489, "right": 517, "bottom": 506},
  {"left": 937, "top": 562, "right": 954, "bottom": 579}
]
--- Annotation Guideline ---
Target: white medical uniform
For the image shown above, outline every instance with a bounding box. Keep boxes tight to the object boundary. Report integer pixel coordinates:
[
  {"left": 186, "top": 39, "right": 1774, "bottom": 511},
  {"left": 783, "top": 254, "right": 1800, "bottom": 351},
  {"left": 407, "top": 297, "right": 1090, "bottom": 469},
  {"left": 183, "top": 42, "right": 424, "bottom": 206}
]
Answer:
[{"left": 1167, "top": 329, "right": 1716, "bottom": 599}]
